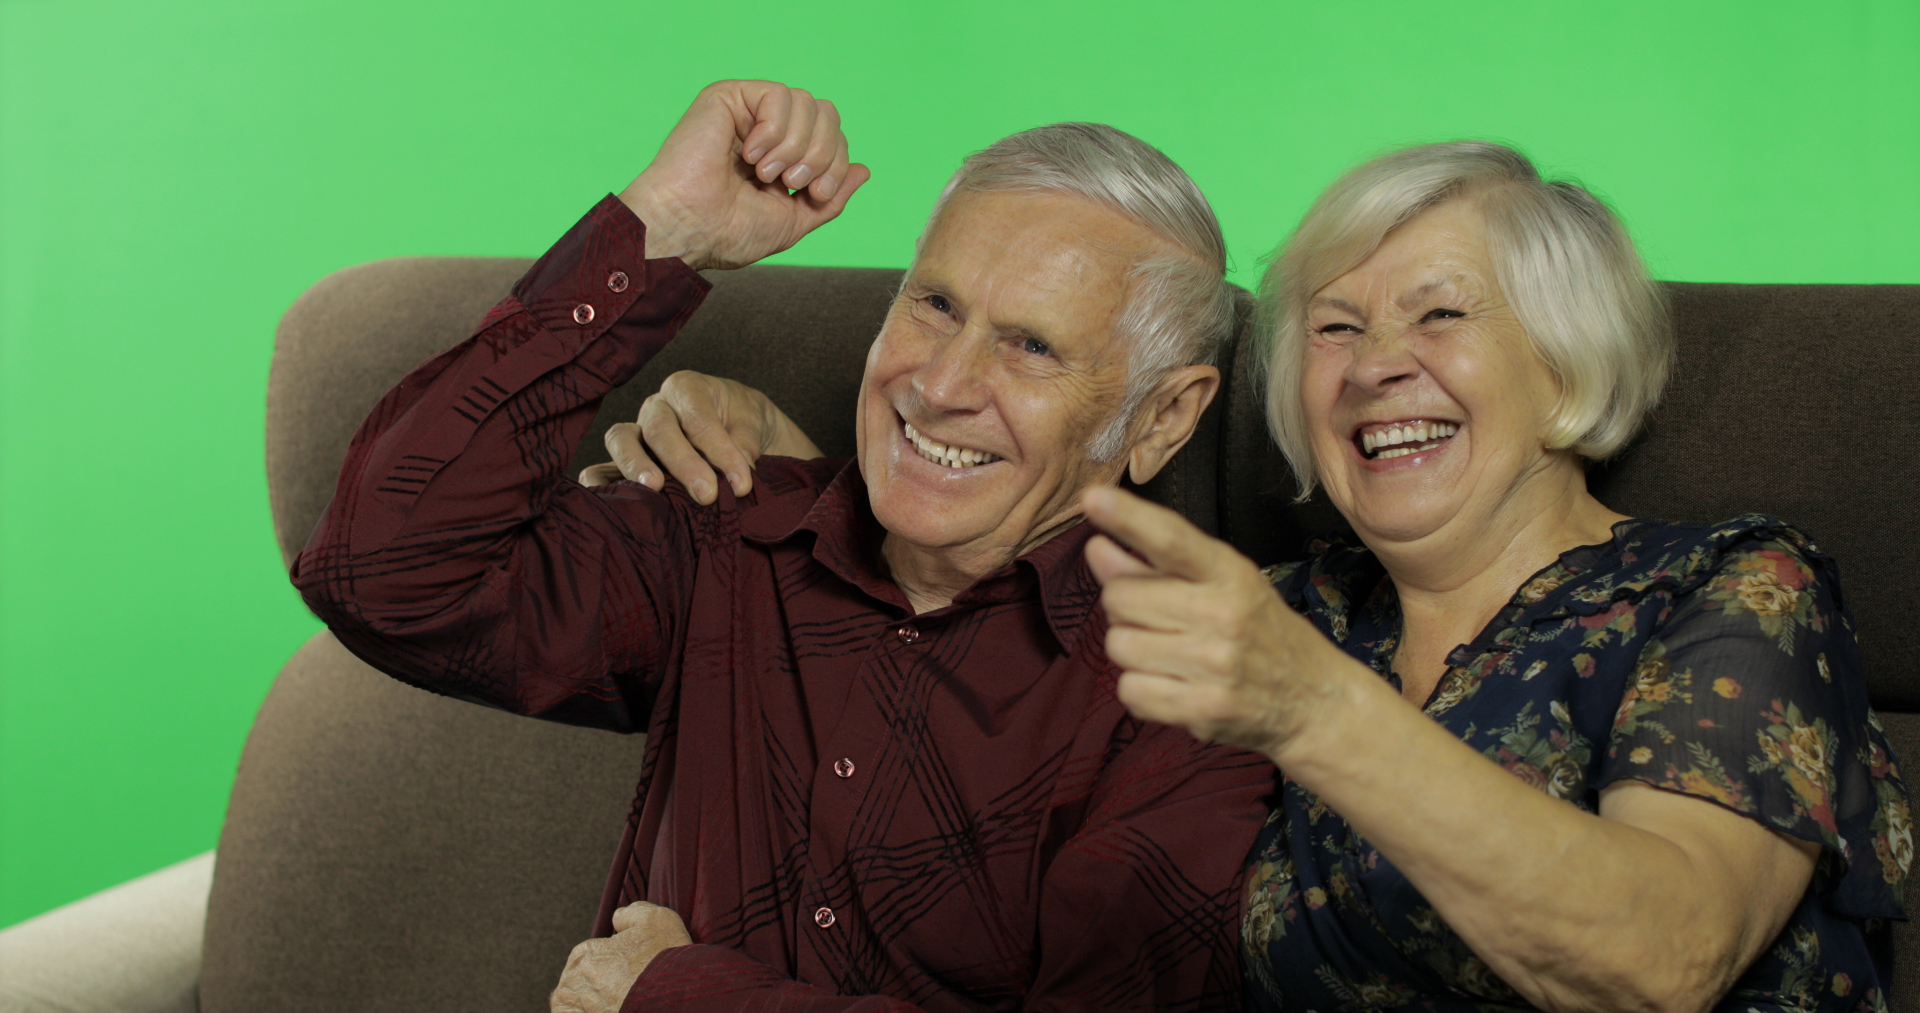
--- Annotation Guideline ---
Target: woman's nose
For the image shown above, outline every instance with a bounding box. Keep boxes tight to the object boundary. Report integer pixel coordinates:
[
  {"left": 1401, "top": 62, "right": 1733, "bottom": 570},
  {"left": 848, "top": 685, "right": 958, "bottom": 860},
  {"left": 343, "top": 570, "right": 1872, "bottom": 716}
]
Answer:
[{"left": 1347, "top": 325, "right": 1421, "bottom": 389}]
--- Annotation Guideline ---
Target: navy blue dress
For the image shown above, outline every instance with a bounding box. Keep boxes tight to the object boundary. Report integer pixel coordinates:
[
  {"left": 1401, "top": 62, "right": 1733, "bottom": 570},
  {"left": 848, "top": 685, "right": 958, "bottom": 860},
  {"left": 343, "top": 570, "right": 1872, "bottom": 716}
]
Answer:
[{"left": 1243, "top": 516, "right": 1909, "bottom": 1012}]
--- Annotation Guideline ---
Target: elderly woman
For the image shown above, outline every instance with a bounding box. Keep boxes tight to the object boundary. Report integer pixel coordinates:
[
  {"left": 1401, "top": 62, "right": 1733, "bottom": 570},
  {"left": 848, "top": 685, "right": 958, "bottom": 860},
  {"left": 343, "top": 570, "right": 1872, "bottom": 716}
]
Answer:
[
  {"left": 1079, "top": 142, "right": 1908, "bottom": 1012},
  {"left": 590, "top": 142, "right": 1908, "bottom": 1011}
]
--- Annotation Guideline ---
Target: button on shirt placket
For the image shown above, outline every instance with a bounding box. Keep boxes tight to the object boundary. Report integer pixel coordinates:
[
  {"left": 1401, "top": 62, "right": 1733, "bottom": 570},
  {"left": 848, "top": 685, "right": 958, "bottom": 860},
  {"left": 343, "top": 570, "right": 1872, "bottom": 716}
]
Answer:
[{"left": 799, "top": 617, "right": 930, "bottom": 953}]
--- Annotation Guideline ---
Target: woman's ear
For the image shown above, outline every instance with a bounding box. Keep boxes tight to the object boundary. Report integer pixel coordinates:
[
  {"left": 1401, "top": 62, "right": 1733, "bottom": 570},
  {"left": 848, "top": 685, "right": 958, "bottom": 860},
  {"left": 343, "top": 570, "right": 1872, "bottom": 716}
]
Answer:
[{"left": 1126, "top": 365, "right": 1221, "bottom": 485}]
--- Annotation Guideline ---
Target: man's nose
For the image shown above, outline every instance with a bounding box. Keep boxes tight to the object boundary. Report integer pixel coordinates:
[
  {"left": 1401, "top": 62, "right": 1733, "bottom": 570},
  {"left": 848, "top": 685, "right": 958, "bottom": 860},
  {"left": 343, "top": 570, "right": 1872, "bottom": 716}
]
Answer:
[
  {"left": 1347, "top": 324, "right": 1421, "bottom": 390},
  {"left": 912, "top": 325, "right": 992, "bottom": 411}
]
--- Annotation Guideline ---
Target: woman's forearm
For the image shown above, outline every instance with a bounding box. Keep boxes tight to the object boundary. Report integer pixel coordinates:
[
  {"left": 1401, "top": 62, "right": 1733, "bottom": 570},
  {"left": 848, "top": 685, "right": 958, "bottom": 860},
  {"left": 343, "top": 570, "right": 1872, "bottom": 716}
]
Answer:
[
  {"left": 1077, "top": 490, "right": 1816, "bottom": 1011},
  {"left": 1274, "top": 665, "right": 1813, "bottom": 1013}
]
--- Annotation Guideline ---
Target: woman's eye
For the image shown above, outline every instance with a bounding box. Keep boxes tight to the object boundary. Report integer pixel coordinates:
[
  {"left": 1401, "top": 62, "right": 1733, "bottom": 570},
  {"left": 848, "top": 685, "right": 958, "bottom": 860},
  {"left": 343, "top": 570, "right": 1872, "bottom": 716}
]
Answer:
[
  {"left": 1021, "top": 336, "right": 1051, "bottom": 356},
  {"left": 1420, "top": 307, "right": 1464, "bottom": 323},
  {"left": 1315, "top": 323, "right": 1362, "bottom": 340},
  {"left": 928, "top": 294, "right": 953, "bottom": 314}
]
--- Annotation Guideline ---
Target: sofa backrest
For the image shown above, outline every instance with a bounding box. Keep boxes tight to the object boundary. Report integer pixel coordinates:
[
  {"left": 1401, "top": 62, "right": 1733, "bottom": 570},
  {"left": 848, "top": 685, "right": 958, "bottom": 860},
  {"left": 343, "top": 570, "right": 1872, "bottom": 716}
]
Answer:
[{"left": 221, "top": 259, "right": 1920, "bottom": 1012}]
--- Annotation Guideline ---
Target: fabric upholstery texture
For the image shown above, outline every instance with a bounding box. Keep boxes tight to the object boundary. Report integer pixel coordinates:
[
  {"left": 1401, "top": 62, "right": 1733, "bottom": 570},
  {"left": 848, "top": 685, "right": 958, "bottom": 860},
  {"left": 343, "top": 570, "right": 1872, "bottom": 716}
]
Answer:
[
  {"left": 0, "top": 852, "right": 211, "bottom": 1013},
  {"left": 221, "top": 258, "right": 1920, "bottom": 1012},
  {"left": 200, "top": 632, "right": 644, "bottom": 1013}
]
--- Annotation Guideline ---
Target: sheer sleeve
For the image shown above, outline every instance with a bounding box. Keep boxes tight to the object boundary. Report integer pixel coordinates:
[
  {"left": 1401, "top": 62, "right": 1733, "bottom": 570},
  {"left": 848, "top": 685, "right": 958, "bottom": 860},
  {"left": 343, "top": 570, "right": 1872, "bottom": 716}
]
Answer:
[{"left": 1597, "top": 527, "right": 1910, "bottom": 919}]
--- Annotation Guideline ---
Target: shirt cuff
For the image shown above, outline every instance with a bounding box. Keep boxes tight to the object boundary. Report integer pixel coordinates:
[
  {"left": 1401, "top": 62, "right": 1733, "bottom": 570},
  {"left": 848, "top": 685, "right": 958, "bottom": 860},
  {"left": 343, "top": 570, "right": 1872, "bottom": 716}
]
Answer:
[{"left": 510, "top": 194, "right": 711, "bottom": 340}]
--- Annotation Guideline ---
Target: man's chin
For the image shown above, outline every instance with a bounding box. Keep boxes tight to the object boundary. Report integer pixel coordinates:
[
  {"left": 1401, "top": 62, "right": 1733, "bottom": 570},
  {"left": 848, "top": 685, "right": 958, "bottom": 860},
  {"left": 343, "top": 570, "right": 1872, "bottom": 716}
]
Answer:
[{"left": 868, "top": 494, "right": 990, "bottom": 552}]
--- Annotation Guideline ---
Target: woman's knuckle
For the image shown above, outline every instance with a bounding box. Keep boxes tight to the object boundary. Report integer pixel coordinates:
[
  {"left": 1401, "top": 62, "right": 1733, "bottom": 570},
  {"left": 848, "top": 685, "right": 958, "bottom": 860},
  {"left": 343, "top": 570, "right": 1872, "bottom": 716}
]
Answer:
[{"left": 1192, "top": 687, "right": 1233, "bottom": 725}]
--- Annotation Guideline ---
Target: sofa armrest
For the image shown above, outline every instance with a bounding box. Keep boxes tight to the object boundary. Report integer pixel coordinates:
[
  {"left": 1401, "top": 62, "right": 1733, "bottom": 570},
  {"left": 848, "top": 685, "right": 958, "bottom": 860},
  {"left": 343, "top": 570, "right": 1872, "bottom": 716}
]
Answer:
[{"left": 0, "top": 851, "right": 213, "bottom": 1013}]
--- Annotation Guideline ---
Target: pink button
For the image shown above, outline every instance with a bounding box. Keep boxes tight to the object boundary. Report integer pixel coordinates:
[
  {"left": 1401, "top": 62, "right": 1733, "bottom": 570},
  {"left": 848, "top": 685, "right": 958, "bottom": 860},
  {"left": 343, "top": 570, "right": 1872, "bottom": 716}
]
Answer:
[
  {"left": 814, "top": 906, "right": 835, "bottom": 928},
  {"left": 572, "top": 303, "right": 595, "bottom": 325},
  {"left": 607, "top": 271, "right": 630, "bottom": 293},
  {"left": 896, "top": 625, "right": 920, "bottom": 644},
  {"left": 833, "top": 758, "right": 855, "bottom": 778}
]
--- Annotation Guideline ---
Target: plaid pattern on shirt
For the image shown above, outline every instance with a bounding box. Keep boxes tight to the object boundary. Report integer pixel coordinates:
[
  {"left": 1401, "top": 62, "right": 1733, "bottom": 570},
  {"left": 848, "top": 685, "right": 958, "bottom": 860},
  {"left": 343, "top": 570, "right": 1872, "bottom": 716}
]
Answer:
[{"left": 294, "top": 196, "right": 1273, "bottom": 1013}]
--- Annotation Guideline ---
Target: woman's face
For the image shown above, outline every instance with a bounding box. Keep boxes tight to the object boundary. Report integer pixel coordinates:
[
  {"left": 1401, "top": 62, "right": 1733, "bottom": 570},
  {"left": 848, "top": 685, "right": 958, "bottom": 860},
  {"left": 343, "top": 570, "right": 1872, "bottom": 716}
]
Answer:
[{"left": 1301, "top": 199, "right": 1565, "bottom": 548}]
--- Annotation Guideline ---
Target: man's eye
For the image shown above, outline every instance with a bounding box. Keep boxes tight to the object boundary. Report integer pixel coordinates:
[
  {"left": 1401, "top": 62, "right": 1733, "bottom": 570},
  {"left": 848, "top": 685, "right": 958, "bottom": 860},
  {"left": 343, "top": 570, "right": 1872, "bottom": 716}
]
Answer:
[
  {"left": 928, "top": 294, "right": 953, "bottom": 314},
  {"left": 1021, "top": 336, "right": 1051, "bottom": 356}
]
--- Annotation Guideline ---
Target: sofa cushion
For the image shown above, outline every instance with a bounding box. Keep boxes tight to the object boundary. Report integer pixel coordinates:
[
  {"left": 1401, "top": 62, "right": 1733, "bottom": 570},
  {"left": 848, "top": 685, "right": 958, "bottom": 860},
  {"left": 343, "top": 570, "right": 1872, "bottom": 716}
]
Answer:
[{"left": 200, "top": 631, "right": 645, "bottom": 1013}]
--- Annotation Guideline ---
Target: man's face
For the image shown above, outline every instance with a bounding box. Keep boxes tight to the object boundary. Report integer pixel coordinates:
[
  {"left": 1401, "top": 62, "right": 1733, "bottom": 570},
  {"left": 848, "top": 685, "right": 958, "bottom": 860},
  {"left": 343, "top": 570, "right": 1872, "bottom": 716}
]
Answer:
[{"left": 856, "top": 189, "right": 1159, "bottom": 564}]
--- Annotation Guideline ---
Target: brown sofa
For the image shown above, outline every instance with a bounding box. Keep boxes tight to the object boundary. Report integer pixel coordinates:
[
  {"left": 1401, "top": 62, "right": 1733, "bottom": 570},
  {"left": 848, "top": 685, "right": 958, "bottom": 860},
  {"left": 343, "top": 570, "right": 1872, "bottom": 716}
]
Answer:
[{"left": 194, "top": 258, "right": 1919, "bottom": 1011}]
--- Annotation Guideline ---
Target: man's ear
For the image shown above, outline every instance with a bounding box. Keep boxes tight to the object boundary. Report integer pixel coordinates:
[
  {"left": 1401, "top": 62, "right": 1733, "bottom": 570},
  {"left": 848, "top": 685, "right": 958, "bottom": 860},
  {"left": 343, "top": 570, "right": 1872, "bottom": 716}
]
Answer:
[{"left": 1126, "top": 364, "right": 1221, "bottom": 485}]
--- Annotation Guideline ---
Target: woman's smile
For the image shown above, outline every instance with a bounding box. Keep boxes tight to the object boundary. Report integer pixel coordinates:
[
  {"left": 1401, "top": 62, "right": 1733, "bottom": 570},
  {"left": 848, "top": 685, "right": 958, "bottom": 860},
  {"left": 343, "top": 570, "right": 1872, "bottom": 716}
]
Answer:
[{"left": 1352, "top": 419, "right": 1460, "bottom": 461}]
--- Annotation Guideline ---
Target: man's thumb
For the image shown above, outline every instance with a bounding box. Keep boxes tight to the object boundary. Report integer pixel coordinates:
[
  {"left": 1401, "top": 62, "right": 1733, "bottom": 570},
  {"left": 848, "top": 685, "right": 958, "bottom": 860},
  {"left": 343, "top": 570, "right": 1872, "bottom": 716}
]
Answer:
[{"left": 799, "top": 163, "right": 871, "bottom": 231}]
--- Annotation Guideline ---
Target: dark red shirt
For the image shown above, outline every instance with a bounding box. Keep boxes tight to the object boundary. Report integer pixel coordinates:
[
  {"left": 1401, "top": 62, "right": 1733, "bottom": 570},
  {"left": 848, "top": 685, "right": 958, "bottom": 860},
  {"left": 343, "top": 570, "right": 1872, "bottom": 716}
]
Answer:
[{"left": 294, "top": 196, "right": 1273, "bottom": 1012}]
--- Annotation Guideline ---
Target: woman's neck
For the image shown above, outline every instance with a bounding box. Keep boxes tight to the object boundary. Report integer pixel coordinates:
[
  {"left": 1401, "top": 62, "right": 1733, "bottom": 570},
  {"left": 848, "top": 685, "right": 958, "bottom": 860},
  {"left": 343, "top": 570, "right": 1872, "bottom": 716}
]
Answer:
[{"left": 1368, "top": 459, "right": 1626, "bottom": 703}]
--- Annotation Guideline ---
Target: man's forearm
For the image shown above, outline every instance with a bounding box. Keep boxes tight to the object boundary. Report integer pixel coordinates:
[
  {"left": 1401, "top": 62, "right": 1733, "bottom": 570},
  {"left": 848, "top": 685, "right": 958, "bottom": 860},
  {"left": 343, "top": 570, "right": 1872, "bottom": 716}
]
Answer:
[{"left": 292, "top": 196, "right": 709, "bottom": 725}]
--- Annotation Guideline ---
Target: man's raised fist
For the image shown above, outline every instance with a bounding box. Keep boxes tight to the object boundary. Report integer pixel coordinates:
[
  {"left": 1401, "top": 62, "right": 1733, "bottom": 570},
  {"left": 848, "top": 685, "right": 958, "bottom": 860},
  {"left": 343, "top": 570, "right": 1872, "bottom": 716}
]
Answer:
[{"left": 618, "top": 80, "right": 870, "bottom": 272}]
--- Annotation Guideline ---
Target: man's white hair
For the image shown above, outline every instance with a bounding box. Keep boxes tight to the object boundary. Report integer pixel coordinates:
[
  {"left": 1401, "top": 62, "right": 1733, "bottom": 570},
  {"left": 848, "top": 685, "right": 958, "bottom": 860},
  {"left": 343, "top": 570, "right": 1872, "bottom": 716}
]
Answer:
[{"left": 919, "top": 123, "right": 1235, "bottom": 463}]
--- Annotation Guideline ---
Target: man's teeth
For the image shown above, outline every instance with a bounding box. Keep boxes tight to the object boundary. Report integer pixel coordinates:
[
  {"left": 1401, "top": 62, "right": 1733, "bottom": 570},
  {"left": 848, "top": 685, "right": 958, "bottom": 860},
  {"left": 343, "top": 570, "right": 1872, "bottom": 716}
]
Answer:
[
  {"left": 904, "top": 423, "right": 1000, "bottom": 469},
  {"left": 1360, "top": 421, "right": 1458, "bottom": 459}
]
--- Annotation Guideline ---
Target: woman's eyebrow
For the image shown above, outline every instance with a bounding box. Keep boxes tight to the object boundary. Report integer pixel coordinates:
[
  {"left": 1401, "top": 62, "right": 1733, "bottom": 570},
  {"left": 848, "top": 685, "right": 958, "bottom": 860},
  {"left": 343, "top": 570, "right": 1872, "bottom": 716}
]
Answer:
[
  {"left": 1309, "top": 295, "right": 1363, "bottom": 316},
  {"left": 1396, "top": 275, "right": 1469, "bottom": 311}
]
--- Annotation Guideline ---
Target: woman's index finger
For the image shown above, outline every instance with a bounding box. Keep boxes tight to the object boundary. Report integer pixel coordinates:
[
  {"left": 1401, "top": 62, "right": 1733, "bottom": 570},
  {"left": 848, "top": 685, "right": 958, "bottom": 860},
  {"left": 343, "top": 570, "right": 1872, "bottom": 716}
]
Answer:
[{"left": 1081, "top": 485, "right": 1218, "bottom": 581}]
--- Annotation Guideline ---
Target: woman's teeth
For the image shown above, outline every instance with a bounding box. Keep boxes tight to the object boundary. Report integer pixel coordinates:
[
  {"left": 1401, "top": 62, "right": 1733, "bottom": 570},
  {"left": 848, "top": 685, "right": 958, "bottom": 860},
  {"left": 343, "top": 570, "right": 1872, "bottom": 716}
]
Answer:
[
  {"left": 904, "top": 423, "right": 1000, "bottom": 468},
  {"left": 1360, "top": 421, "right": 1457, "bottom": 459}
]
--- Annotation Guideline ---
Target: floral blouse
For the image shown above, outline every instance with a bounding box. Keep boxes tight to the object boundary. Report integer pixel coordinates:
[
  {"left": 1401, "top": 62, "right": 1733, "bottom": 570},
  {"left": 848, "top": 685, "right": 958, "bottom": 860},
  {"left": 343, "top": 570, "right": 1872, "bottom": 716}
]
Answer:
[{"left": 1243, "top": 516, "right": 1910, "bottom": 1012}]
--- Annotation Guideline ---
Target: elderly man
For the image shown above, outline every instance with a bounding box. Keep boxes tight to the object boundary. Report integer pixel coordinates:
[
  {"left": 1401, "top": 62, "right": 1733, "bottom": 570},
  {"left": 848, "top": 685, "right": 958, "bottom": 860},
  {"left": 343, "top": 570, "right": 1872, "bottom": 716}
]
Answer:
[{"left": 295, "top": 80, "right": 1269, "bottom": 1013}]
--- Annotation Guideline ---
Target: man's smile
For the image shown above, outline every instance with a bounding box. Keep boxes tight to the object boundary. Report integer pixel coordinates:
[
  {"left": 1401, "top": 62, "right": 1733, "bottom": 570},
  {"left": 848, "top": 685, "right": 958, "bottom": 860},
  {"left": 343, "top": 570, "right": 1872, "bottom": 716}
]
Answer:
[{"left": 903, "top": 420, "right": 1003, "bottom": 469}]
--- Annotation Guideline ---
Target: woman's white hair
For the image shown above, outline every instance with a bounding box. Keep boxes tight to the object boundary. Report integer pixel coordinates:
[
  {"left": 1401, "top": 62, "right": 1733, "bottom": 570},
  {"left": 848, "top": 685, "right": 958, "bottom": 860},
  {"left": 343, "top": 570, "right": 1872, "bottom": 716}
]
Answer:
[
  {"left": 1261, "top": 141, "right": 1673, "bottom": 499},
  {"left": 922, "top": 123, "right": 1236, "bottom": 462}
]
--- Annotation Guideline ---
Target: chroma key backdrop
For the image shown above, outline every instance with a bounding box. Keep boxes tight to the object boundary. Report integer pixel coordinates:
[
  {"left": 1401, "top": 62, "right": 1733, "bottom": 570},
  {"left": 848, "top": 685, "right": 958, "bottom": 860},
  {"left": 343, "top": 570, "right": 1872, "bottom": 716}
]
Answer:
[{"left": 2, "top": 0, "right": 1916, "bottom": 926}]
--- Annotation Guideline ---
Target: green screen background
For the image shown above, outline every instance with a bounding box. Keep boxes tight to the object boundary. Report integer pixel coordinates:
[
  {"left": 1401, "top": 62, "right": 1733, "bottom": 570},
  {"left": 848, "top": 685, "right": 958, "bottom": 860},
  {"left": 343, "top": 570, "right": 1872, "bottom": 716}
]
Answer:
[{"left": 2, "top": 0, "right": 1915, "bottom": 926}]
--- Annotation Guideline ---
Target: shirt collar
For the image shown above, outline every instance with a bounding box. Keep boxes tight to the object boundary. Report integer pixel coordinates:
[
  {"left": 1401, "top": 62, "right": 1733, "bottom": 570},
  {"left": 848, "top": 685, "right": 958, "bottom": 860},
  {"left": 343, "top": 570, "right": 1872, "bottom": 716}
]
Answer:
[{"left": 739, "top": 460, "right": 1101, "bottom": 652}]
